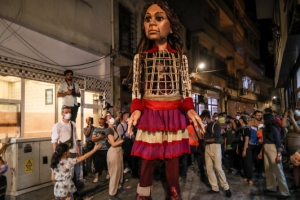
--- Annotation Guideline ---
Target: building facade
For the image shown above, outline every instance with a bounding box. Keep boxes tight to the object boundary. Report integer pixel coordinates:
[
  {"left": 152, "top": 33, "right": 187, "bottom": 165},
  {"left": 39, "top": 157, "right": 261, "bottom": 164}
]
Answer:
[
  {"left": 168, "top": 0, "right": 276, "bottom": 117},
  {"left": 273, "top": 0, "right": 300, "bottom": 110},
  {"left": 0, "top": 0, "right": 149, "bottom": 140}
]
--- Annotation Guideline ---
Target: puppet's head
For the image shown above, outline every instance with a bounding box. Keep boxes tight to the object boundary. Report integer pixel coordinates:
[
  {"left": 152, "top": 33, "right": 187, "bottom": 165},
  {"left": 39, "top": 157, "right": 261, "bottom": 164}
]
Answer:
[{"left": 138, "top": 0, "right": 182, "bottom": 53}]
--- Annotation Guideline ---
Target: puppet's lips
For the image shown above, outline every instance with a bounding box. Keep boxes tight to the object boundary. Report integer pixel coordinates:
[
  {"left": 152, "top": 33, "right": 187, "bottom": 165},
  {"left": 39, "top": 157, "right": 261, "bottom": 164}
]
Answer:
[{"left": 148, "top": 30, "right": 158, "bottom": 33}]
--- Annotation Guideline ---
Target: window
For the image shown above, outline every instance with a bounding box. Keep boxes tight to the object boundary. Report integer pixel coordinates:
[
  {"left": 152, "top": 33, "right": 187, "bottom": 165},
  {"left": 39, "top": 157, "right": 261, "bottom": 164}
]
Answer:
[
  {"left": 242, "top": 76, "right": 251, "bottom": 89},
  {"left": 208, "top": 97, "right": 218, "bottom": 115},
  {"left": 204, "top": 4, "right": 216, "bottom": 27},
  {"left": 119, "top": 4, "right": 137, "bottom": 56}
]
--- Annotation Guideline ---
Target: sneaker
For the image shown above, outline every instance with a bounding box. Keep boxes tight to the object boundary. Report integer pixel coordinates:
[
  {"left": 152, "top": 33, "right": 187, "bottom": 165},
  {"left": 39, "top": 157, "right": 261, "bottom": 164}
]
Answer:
[
  {"left": 108, "top": 195, "right": 120, "bottom": 200},
  {"left": 263, "top": 189, "right": 276, "bottom": 194},
  {"left": 93, "top": 178, "right": 98, "bottom": 183},
  {"left": 118, "top": 187, "right": 127, "bottom": 193},
  {"left": 123, "top": 167, "right": 130, "bottom": 173},
  {"left": 278, "top": 195, "right": 291, "bottom": 200},
  {"left": 106, "top": 174, "right": 110, "bottom": 180},
  {"left": 225, "top": 189, "right": 232, "bottom": 198},
  {"left": 207, "top": 189, "right": 219, "bottom": 194}
]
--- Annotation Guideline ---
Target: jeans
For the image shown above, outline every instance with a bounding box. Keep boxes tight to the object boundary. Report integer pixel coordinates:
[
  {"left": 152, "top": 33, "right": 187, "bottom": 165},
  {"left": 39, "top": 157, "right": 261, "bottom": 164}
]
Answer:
[
  {"left": 70, "top": 105, "right": 79, "bottom": 122},
  {"left": 93, "top": 150, "right": 108, "bottom": 174}
]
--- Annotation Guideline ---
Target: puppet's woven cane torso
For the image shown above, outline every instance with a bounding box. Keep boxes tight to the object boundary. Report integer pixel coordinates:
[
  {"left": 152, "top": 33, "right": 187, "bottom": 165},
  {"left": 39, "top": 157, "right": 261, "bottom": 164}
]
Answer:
[{"left": 131, "top": 50, "right": 191, "bottom": 160}]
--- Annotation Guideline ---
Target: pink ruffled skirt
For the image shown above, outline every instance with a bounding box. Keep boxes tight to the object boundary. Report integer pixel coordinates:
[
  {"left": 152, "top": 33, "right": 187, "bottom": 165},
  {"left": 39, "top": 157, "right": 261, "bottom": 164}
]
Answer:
[{"left": 131, "top": 108, "right": 190, "bottom": 160}]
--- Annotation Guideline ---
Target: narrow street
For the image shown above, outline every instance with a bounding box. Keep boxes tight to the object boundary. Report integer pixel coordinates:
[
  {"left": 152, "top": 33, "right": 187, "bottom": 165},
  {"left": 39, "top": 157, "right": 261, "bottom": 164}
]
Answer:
[{"left": 79, "top": 162, "right": 300, "bottom": 200}]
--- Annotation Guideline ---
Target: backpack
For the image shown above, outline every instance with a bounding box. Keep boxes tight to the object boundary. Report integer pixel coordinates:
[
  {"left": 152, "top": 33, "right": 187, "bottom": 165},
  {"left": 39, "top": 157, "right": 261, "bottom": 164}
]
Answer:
[{"left": 248, "top": 127, "right": 258, "bottom": 145}]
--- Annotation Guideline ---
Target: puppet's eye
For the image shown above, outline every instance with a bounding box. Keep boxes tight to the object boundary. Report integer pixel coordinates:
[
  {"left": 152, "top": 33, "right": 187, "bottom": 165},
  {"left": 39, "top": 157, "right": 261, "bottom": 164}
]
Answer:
[
  {"left": 144, "top": 16, "right": 151, "bottom": 22},
  {"left": 156, "top": 16, "right": 164, "bottom": 22}
]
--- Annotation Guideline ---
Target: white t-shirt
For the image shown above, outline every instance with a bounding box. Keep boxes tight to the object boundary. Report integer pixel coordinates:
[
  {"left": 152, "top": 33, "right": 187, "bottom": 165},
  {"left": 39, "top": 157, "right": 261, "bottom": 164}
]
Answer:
[
  {"left": 57, "top": 81, "right": 80, "bottom": 107},
  {"left": 51, "top": 120, "right": 78, "bottom": 153}
]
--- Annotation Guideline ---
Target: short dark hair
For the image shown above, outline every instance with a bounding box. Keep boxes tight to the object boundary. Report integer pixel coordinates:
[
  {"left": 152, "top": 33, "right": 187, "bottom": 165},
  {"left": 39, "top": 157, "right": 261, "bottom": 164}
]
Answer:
[
  {"left": 226, "top": 115, "right": 234, "bottom": 120},
  {"left": 253, "top": 110, "right": 262, "bottom": 116},
  {"left": 64, "top": 70, "right": 73, "bottom": 76},
  {"left": 240, "top": 115, "right": 248, "bottom": 125},
  {"left": 120, "top": 112, "right": 129, "bottom": 120},
  {"left": 264, "top": 108, "right": 273, "bottom": 114},
  {"left": 201, "top": 110, "right": 211, "bottom": 119}
]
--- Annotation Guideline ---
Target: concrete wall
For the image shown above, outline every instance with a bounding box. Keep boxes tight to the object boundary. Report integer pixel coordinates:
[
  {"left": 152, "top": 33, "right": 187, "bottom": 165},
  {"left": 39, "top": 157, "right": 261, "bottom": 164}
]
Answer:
[{"left": 0, "top": 0, "right": 111, "bottom": 55}]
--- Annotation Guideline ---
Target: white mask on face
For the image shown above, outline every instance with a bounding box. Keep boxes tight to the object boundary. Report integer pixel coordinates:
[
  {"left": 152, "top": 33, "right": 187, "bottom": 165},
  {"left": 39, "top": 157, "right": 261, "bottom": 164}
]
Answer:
[
  {"left": 126, "top": 118, "right": 129, "bottom": 123},
  {"left": 236, "top": 116, "right": 240, "bottom": 120},
  {"left": 64, "top": 113, "right": 71, "bottom": 120},
  {"left": 214, "top": 117, "right": 219, "bottom": 121},
  {"left": 109, "top": 118, "right": 115, "bottom": 125}
]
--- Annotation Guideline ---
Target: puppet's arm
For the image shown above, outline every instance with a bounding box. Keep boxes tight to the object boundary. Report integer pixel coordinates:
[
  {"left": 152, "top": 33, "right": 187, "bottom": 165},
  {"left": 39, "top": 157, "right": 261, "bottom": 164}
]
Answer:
[
  {"left": 131, "top": 54, "right": 144, "bottom": 114},
  {"left": 179, "top": 55, "right": 194, "bottom": 112}
]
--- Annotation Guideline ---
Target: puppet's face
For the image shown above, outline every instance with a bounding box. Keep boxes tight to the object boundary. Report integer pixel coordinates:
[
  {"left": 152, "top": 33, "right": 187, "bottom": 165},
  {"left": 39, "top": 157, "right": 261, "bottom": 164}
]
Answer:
[{"left": 144, "top": 4, "right": 172, "bottom": 42}]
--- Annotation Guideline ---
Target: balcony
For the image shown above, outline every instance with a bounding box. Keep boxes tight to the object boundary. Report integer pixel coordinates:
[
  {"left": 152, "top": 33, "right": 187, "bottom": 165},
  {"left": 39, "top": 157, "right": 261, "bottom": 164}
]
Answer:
[
  {"left": 196, "top": 20, "right": 234, "bottom": 57},
  {"left": 243, "top": 37, "right": 260, "bottom": 58}
]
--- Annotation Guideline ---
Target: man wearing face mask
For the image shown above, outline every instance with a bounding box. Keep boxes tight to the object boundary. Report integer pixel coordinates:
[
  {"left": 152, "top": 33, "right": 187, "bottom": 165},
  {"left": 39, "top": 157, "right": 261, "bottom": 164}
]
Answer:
[
  {"left": 200, "top": 110, "right": 232, "bottom": 198},
  {"left": 51, "top": 106, "right": 81, "bottom": 191}
]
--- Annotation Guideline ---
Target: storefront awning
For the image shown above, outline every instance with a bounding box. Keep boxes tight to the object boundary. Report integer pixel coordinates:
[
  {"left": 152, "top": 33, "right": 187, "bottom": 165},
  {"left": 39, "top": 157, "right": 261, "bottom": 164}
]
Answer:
[{"left": 0, "top": 19, "right": 110, "bottom": 81}]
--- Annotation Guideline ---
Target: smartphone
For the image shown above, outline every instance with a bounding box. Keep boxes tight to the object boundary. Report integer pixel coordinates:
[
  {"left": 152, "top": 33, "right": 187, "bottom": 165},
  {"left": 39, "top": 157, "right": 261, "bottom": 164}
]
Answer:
[{"left": 90, "top": 117, "right": 94, "bottom": 124}]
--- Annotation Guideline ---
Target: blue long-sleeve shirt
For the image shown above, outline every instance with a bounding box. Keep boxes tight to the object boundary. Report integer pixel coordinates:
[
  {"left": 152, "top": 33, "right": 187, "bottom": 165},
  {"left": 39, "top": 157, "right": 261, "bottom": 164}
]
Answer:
[{"left": 263, "top": 126, "right": 282, "bottom": 152}]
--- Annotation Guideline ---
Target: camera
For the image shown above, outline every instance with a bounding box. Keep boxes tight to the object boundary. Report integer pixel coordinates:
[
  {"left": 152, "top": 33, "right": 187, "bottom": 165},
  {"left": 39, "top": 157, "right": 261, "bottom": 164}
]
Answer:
[
  {"left": 69, "top": 89, "right": 77, "bottom": 97},
  {"left": 104, "top": 102, "right": 113, "bottom": 110},
  {"left": 90, "top": 117, "right": 94, "bottom": 124}
]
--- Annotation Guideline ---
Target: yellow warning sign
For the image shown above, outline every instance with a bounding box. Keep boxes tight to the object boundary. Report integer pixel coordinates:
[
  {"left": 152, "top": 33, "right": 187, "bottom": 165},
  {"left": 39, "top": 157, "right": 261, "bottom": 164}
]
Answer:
[{"left": 25, "top": 159, "right": 33, "bottom": 174}]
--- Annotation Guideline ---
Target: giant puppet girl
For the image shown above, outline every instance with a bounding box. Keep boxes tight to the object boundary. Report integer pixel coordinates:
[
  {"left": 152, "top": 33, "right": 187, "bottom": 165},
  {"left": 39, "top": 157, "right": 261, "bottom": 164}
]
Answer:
[{"left": 127, "top": 1, "right": 205, "bottom": 199}]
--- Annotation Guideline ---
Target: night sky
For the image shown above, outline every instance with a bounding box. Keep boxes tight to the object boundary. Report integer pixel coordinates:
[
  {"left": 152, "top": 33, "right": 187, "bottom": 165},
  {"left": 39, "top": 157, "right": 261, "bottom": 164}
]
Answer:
[{"left": 243, "top": 0, "right": 275, "bottom": 79}]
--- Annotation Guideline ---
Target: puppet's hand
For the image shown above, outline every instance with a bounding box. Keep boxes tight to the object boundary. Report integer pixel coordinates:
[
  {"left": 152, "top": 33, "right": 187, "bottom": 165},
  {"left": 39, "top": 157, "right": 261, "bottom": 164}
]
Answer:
[
  {"left": 128, "top": 110, "right": 141, "bottom": 137},
  {"left": 187, "top": 109, "right": 205, "bottom": 134}
]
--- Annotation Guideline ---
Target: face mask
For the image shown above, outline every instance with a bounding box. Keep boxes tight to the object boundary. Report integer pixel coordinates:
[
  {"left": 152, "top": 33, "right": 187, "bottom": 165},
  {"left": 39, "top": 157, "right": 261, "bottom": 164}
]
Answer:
[
  {"left": 236, "top": 116, "right": 240, "bottom": 120},
  {"left": 109, "top": 118, "right": 115, "bottom": 125},
  {"left": 214, "top": 117, "right": 219, "bottom": 121},
  {"left": 64, "top": 113, "right": 71, "bottom": 120},
  {"left": 202, "top": 120, "right": 207, "bottom": 125},
  {"left": 126, "top": 118, "right": 129, "bottom": 123}
]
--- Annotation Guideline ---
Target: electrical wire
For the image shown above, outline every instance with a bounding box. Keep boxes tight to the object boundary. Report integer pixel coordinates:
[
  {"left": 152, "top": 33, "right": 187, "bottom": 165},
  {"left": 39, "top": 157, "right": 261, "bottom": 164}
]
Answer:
[
  {"left": 0, "top": 0, "right": 23, "bottom": 41},
  {"left": 1, "top": 18, "right": 60, "bottom": 65}
]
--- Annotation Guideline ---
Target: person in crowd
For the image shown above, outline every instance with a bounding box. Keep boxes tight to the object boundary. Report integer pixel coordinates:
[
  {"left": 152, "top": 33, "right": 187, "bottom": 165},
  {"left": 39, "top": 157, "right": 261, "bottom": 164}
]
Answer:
[
  {"left": 180, "top": 120, "right": 208, "bottom": 185},
  {"left": 126, "top": 1, "right": 205, "bottom": 199},
  {"left": 51, "top": 106, "right": 81, "bottom": 190},
  {"left": 106, "top": 114, "right": 126, "bottom": 200},
  {"left": 0, "top": 138, "right": 11, "bottom": 200},
  {"left": 57, "top": 70, "right": 81, "bottom": 122},
  {"left": 51, "top": 143, "right": 101, "bottom": 200},
  {"left": 236, "top": 116, "right": 253, "bottom": 186},
  {"left": 258, "top": 113, "right": 290, "bottom": 199},
  {"left": 290, "top": 150, "right": 300, "bottom": 191},
  {"left": 92, "top": 118, "right": 109, "bottom": 182},
  {"left": 212, "top": 112, "right": 219, "bottom": 122},
  {"left": 225, "top": 116, "right": 239, "bottom": 175},
  {"left": 248, "top": 110, "right": 264, "bottom": 179},
  {"left": 117, "top": 112, "right": 138, "bottom": 177},
  {"left": 264, "top": 108, "right": 282, "bottom": 132},
  {"left": 83, "top": 117, "right": 95, "bottom": 177},
  {"left": 287, "top": 109, "right": 300, "bottom": 191},
  {"left": 235, "top": 112, "right": 241, "bottom": 120},
  {"left": 218, "top": 113, "right": 226, "bottom": 124},
  {"left": 201, "top": 110, "right": 232, "bottom": 198}
]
